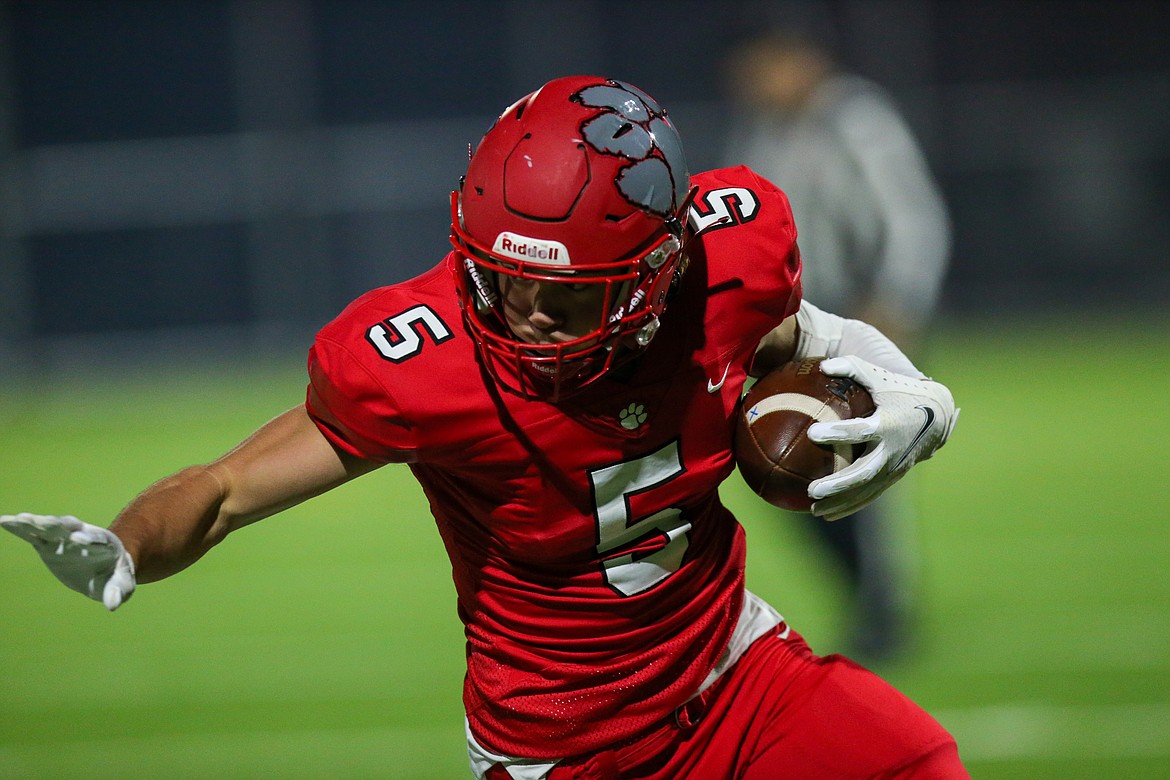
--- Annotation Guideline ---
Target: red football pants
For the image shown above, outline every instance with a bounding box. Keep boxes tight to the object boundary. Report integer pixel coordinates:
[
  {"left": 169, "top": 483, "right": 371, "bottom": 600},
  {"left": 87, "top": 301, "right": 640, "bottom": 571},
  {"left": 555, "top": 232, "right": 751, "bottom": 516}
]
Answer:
[{"left": 487, "top": 626, "right": 968, "bottom": 779}]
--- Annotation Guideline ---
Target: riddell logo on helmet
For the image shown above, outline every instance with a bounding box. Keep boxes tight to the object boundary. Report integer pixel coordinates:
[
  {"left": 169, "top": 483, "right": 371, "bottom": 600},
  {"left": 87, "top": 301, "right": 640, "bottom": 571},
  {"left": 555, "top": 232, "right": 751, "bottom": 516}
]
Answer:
[{"left": 493, "top": 232, "right": 571, "bottom": 266}]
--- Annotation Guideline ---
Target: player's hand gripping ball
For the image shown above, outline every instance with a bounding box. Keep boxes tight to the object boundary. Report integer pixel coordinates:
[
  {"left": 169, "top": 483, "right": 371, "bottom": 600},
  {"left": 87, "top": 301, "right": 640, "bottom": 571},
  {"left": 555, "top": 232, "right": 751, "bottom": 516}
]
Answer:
[{"left": 735, "top": 357, "right": 876, "bottom": 512}]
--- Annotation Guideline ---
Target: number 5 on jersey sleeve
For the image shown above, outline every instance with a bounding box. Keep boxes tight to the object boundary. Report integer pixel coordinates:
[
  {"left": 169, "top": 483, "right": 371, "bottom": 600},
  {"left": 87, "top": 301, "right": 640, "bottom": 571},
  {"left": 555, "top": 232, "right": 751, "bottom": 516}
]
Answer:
[{"left": 367, "top": 305, "right": 453, "bottom": 362}]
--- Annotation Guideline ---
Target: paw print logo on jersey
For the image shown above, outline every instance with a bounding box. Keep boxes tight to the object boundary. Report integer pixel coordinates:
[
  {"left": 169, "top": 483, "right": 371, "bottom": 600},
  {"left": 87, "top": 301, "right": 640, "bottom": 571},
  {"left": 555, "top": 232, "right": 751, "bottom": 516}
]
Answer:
[
  {"left": 576, "top": 83, "right": 688, "bottom": 217},
  {"left": 619, "top": 402, "right": 648, "bottom": 431}
]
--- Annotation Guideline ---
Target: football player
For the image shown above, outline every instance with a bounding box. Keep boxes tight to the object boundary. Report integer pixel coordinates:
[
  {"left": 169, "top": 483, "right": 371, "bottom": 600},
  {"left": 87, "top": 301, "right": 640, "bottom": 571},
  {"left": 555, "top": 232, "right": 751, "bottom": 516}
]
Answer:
[{"left": 3, "top": 77, "right": 965, "bottom": 778}]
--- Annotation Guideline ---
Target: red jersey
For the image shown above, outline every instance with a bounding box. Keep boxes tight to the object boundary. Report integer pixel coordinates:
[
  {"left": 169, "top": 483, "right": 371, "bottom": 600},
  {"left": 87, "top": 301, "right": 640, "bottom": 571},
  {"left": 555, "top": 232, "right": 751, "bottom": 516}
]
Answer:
[{"left": 305, "top": 166, "right": 801, "bottom": 758}]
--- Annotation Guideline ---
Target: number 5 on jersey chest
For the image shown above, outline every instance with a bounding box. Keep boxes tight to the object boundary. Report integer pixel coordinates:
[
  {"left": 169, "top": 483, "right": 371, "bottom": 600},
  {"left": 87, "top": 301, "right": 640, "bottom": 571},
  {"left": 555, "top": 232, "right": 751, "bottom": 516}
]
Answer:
[{"left": 589, "top": 440, "right": 691, "bottom": 597}]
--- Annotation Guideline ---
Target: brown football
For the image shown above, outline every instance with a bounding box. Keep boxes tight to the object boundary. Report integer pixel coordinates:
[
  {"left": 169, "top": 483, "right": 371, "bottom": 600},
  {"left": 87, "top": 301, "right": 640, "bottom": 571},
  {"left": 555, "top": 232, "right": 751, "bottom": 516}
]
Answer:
[{"left": 734, "top": 357, "right": 876, "bottom": 512}]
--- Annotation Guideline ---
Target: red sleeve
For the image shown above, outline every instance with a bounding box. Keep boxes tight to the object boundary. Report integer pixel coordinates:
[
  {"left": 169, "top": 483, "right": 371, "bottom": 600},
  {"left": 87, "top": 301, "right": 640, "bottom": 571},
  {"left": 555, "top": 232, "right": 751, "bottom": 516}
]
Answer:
[
  {"left": 690, "top": 165, "right": 803, "bottom": 334},
  {"left": 306, "top": 334, "right": 417, "bottom": 464}
]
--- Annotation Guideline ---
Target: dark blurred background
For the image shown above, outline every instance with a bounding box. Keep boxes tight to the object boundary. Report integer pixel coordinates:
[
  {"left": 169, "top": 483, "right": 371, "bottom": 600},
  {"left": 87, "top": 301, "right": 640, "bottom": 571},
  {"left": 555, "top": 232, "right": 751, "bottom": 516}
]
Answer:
[{"left": 1, "top": 0, "right": 1167, "bottom": 375}]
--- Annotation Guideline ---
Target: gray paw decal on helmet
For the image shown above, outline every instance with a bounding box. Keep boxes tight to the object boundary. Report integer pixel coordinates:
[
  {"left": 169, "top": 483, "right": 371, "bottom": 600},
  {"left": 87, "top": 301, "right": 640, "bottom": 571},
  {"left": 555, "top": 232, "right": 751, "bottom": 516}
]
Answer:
[{"left": 576, "top": 82, "right": 689, "bottom": 217}]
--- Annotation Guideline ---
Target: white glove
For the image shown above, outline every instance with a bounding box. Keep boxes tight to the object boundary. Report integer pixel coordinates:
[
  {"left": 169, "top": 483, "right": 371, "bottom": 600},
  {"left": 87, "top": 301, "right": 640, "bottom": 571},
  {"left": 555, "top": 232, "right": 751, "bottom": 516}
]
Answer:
[
  {"left": 806, "top": 356, "right": 959, "bottom": 521},
  {"left": 1, "top": 513, "right": 136, "bottom": 610}
]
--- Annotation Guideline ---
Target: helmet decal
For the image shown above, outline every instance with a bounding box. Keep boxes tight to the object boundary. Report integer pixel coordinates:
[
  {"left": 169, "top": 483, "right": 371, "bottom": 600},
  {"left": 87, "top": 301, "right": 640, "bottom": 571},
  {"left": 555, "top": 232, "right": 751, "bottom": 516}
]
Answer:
[
  {"left": 615, "top": 157, "right": 675, "bottom": 216},
  {"left": 581, "top": 112, "right": 655, "bottom": 159},
  {"left": 575, "top": 83, "right": 688, "bottom": 218},
  {"left": 612, "top": 80, "right": 665, "bottom": 114},
  {"left": 577, "top": 84, "right": 652, "bottom": 121},
  {"left": 491, "top": 231, "right": 571, "bottom": 266}
]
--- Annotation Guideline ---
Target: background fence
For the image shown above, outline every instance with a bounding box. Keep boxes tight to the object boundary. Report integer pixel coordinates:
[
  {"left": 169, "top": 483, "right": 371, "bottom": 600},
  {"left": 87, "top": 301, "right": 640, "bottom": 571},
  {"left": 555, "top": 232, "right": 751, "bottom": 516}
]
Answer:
[{"left": 1, "top": 0, "right": 1167, "bottom": 375}]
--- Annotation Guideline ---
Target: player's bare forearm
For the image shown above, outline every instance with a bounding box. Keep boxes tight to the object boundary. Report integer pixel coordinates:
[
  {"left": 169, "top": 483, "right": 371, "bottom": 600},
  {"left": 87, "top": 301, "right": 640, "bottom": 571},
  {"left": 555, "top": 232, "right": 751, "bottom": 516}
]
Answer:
[
  {"left": 751, "top": 316, "right": 798, "bottom": 376},
  {"left": 108, "top": 464, "right": 232, "bottom": 583},
  {"left": 111, "top": 405, "right": 377, "bottom": 583}
]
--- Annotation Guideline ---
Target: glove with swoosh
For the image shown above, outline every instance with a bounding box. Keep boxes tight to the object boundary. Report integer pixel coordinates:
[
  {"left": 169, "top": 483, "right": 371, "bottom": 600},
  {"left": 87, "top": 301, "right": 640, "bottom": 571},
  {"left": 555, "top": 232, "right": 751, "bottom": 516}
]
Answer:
[
  {"left": 806, "top": 356, "right": 959, "bottom": 521},
  {"left": 1, "top": 513, "right": 136, "bottom": 610}
]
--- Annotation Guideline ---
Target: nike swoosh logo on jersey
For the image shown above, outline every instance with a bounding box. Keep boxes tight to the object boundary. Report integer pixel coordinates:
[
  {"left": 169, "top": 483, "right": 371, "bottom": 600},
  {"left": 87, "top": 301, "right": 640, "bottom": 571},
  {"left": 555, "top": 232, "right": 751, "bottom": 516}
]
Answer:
[
  {"left": 707, "top": 363, "right": 731, "bottom": 393},
  {"left": 894, "top": 405, "right": 936, "bottom": 470}
]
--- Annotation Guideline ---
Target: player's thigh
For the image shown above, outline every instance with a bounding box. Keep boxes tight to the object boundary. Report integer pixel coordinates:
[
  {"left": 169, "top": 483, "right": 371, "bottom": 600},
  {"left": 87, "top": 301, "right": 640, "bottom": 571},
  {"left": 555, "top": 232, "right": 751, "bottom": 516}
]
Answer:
[{"left": 740, "top": 649, "right": 968, "bottom": 779}]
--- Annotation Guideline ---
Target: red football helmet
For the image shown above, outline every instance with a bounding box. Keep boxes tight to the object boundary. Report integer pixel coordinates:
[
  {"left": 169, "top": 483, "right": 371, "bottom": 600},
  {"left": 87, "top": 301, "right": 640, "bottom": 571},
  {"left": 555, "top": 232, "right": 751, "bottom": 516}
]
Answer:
[{"left": 450, "top": 75, "right": 692, "bottom": 401}]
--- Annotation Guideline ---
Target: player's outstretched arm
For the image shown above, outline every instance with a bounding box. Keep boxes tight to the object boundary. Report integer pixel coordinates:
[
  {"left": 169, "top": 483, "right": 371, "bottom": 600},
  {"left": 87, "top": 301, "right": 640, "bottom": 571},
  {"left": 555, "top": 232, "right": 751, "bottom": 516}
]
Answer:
[{"left": 2, "top": 405, "right": 379, "bottom": 610}]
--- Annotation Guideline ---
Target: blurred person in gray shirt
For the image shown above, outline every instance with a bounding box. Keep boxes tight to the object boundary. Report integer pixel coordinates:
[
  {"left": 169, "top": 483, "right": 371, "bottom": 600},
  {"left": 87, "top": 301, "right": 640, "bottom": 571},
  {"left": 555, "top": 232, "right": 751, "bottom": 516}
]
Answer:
[{"left": 725, "top": 31, "right": 951, "bottom": 662}]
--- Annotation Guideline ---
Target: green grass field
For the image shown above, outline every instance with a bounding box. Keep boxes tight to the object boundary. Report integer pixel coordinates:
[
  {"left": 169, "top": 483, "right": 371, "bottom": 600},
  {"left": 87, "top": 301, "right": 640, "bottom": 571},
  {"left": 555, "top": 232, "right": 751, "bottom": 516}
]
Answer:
[{"left": 2, "top": 314, "right": 1168, "bottom": 779}]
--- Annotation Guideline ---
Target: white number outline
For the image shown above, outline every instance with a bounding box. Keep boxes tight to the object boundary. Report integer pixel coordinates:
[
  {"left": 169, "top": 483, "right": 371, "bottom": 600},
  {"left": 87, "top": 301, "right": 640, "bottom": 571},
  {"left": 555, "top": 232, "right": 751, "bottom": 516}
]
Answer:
[
  {"left": 366, "top": 304, "right": 453, "bottom": 363},
  {"left": 687, "top": 186, "right": 760, "bottom": 235},
  {"left": 589, "top": 440, "right": 691, "bottom": 597}
]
